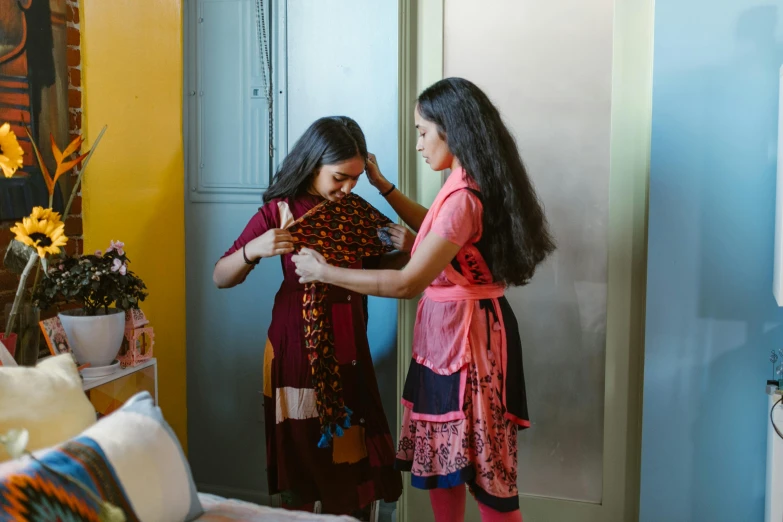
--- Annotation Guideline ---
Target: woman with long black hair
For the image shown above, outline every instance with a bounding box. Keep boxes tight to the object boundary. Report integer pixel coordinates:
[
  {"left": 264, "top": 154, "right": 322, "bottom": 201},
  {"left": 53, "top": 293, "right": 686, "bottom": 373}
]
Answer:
[
  {"left": 214, "top": 116, "right": 404, "bottom": 517},
  {"left": 293, "top": 78, "right": 555, "bottom": 521}
]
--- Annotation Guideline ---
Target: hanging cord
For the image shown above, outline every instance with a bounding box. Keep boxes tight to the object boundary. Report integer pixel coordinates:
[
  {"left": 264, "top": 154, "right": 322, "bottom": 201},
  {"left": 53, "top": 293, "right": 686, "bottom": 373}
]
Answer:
[
  {"left": 254, "top": 0, "right": 274, "bottom": 159},
  {"left": 772, "top": 395, "right": 783, "bottom": 440}
]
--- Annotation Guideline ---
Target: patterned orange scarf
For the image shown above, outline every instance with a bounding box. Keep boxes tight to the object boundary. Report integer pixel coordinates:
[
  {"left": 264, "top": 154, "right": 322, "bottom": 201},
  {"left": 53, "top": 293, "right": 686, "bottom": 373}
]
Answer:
[{"left": 288, "top": 194, "right": 394, "bottom": 447}]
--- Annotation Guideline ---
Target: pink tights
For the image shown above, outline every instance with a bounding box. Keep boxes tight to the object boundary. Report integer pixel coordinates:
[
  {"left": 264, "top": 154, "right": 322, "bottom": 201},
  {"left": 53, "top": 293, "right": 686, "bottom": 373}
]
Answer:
[{"left": 429, "top": 486, "right": 523, "bottom": 522}]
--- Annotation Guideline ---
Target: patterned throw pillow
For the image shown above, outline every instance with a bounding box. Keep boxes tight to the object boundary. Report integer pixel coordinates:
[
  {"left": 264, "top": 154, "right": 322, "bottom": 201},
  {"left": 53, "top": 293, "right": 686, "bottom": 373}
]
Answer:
[
  {"left": 0, "top": 392, "right": 203, "bottom": 522},
  {"left": 288, "top": 194, "right": 394, "bottom": 448},
  {"left": 0, "top": 436, "right": 140, "bottom": 521}
]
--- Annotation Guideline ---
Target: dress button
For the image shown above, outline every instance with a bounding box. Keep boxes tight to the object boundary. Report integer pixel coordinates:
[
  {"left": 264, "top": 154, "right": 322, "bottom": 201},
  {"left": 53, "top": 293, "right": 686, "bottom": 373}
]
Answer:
[
  {"left": 347, "top": 295, "right": 352, "bottom": 301},
  {"left": 360, "top": 418, "right": 365, "bottom": 424}
]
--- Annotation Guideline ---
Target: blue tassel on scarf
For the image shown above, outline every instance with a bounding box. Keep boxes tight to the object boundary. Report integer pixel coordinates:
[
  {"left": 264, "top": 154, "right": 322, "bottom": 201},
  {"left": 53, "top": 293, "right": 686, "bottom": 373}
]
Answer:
[
  {"left": 317, "top": 407, "right": 355, "bottom": 448},
  {"left": 318, "top": 431, "right": 332, "bottom": 449},
  {"left": 342, "top": 407, "right": 353, "bottom": 429}
]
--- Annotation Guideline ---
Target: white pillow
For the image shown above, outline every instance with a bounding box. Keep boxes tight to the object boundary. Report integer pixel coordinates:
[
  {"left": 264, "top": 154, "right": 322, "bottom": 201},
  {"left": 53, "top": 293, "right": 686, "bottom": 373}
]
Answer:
[
  {"left": 0, "top": 353, "right": 96, "bottom": 462},
  {"left": 81, "top": 391, "right": 203, "bottom": 522}
]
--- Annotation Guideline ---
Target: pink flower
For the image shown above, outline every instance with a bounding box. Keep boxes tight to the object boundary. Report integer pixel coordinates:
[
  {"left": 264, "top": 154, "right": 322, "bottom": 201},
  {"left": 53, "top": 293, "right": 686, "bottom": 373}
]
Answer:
[
  {"left": 94, "top": 250, "right": 102, "bottom": 256},
  {"left": 111, "top": 258, "right": 127, "bottom": 275},
  {"left": 107, "top": 240, "right": 125, "bottom": 256}
]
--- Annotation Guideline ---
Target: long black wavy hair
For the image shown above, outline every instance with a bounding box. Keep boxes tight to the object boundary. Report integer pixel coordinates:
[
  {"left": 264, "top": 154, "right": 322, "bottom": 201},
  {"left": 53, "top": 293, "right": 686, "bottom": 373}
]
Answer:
[
  {"left": 417, "top": 77, "right": 555, "bottom": 286},
  {"left": 263, "top": 116, "right": 368, "bottom": 203}
]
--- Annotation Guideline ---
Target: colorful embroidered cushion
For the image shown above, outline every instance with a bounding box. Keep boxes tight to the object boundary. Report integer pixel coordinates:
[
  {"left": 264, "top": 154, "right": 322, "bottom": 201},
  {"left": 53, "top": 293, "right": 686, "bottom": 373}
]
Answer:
[
  {"left": 0, "top": 391, "right": 203, "bottom": 522},
  {"left": 288, "top": 194, "right": 394, "bottom": 447},
  {"left": 0, "top": 436, "right": 140, "bottom": 521}
]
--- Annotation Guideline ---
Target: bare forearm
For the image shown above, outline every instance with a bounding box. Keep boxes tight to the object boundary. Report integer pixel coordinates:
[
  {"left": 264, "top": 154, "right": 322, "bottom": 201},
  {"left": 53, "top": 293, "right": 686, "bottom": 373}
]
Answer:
[
  {"left": 377, "top": 251, "right": 410, "bottom": 270},
  {"left": 321, "top": 265, "right": 418, "bottom": 299},
  {"left": 294, "top": 230, "right": 460, "bottom": 301},
  {"left": 382, "top": 186, "right": 428, "bottom": 231},
  {"left": 367, "top": 156, "right": 429, "bottom": 230},
  {"left": 213, "top": 250, "right": 253, "bottom": 288}
]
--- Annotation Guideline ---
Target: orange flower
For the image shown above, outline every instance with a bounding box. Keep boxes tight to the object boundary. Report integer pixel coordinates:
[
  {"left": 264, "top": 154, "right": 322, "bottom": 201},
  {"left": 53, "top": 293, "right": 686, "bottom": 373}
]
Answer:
[{"left": 26, "top": 129, "right": 90, "bottom": 197}]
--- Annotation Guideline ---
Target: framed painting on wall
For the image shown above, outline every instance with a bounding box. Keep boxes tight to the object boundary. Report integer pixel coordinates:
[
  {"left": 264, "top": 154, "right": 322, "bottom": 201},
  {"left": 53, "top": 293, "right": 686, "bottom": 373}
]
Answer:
[{"left": 0, "top": 0, "right": 71, "bottom": 220}]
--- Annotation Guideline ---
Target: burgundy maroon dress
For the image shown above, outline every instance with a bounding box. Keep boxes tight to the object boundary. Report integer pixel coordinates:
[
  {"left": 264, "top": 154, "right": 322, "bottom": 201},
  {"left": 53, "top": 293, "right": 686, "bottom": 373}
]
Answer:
[{"left": 221, "top": 193, "right": 402, "bottom": 514}]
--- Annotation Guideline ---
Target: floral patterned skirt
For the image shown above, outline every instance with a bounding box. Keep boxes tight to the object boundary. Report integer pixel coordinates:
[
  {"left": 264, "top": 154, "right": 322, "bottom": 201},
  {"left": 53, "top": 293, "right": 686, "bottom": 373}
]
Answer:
[{"left": 395, "top": 298, "right": 526, "bottom": 513}]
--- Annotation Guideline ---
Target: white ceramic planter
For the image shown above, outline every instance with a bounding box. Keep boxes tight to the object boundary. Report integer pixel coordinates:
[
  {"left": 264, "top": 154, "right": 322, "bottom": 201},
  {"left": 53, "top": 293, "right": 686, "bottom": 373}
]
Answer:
[{"left": 58, "top": 308, "right": 126, "bottom": 367}]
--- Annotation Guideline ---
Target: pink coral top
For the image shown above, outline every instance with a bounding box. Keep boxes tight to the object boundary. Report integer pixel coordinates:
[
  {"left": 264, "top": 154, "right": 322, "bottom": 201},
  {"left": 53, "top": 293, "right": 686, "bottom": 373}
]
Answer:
[{"left": 410, "top": 169, "right": 506, "bottom": 375}]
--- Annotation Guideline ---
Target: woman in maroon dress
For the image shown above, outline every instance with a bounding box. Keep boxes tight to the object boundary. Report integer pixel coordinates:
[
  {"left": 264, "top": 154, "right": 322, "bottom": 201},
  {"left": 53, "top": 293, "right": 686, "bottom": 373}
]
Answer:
[{"left": 213, "top": 116, "right": 405, "bottom": 516}]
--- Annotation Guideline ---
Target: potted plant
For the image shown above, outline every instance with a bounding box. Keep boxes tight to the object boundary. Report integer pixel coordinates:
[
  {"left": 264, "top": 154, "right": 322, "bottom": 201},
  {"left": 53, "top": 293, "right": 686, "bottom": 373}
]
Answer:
[
  {"left": 34, "top": 240, "right": 148, "bottom": 367},
  {"left": 0, "top": 121, "right": 105, "bottom": 365}
]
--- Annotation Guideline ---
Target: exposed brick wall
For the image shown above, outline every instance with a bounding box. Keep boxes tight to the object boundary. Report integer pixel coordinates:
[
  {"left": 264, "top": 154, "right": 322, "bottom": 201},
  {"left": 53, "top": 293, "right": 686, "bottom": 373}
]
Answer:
[
  {"left": 66, "top": 0, "right": 82, "bottom": 142},
  {"left": 0, "top": 1, "right": 84, "bottom": 329},
  {"left": 64, "top": 0, "right": 84, "bottom": 263}
]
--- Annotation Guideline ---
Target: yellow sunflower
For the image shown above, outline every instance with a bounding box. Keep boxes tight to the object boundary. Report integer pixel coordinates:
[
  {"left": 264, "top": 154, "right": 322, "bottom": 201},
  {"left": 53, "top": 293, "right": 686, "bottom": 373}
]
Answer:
[
  {"left": 29, "top": 206, "right": 60, "bottom": 222},
  {"left": 10, "top": 208, "right": 69, "bottom": 258},
  {"left": 0, "top": 123, "right": 24, "bottom": 178}
]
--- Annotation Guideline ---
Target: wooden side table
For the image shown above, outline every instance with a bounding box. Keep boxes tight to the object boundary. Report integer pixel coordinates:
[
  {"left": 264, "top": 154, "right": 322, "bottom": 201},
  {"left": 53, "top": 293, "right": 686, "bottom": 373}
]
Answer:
[{"left": 82, "top": 358, "right": 158, "bottom": 418}]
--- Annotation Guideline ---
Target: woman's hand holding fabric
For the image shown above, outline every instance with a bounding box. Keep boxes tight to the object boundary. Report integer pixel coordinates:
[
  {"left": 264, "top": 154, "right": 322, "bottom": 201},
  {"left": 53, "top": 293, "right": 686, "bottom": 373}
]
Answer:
[
  {"left": 292, "top": 248, "right": 329, "bottom": 283},
  {"left": 247, "top": 229, "right": 294, "bottom": 260},
  {"left": 384, "top": 224, "right": 416, "bottom": 253}
]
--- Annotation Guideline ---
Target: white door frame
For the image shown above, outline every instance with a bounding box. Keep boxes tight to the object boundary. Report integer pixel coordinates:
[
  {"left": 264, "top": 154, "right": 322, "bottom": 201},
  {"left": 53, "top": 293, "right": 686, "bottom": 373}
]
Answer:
[{"left": 395, "top": 0, "right": 654, "bottom": 520}]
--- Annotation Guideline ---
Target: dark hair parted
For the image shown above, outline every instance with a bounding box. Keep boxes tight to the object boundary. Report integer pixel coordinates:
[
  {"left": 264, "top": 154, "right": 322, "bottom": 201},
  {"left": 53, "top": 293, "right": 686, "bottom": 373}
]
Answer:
[
  {"left": 417, "top": 77, "right": 555, "bottom": 285},
  {"left": 263, "top": 116, "right": 367, "bottom": 203}
]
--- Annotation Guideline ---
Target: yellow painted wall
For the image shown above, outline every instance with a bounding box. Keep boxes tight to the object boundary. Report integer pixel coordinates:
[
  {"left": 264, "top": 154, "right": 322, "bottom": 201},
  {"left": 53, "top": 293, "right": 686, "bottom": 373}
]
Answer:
[{"left": 79, "top": 0, "right": 187, "bottom": 450}]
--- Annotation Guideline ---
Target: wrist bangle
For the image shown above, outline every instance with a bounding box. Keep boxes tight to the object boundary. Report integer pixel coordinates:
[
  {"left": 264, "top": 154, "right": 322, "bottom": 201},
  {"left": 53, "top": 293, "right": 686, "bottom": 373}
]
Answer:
[
  {"left": 380, "top": 184, "right": 396, "bottom": 197},
  {"left": 243, "top": 244, "right": 260, "bottom": 265}
]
